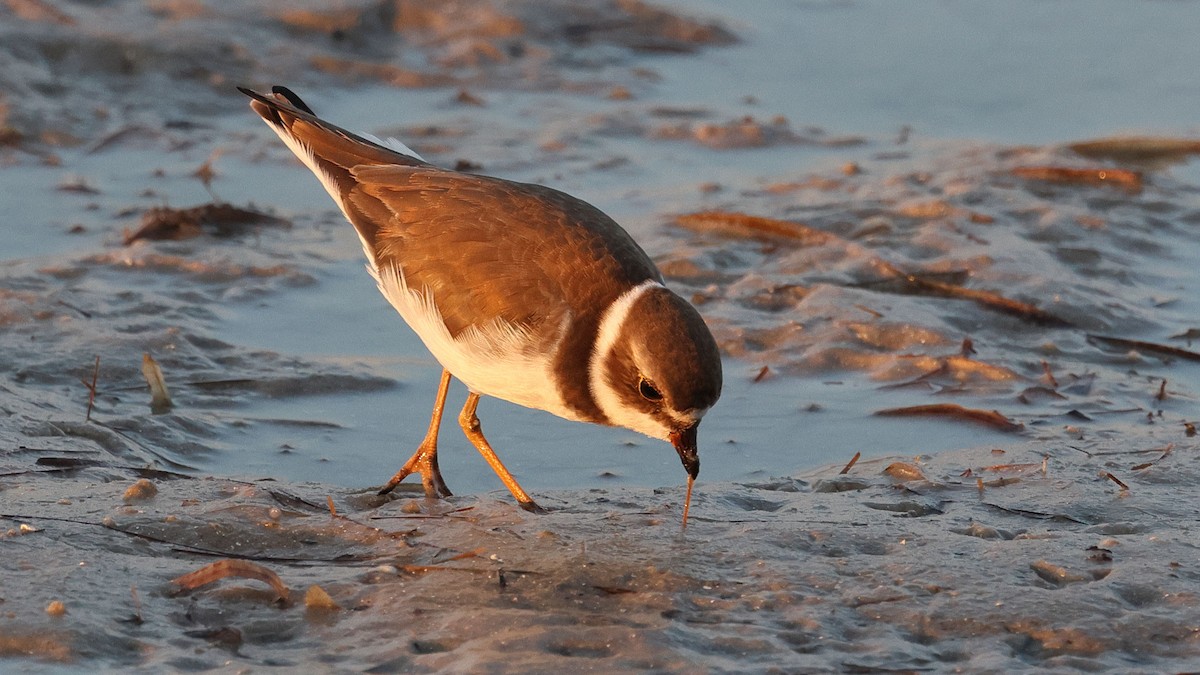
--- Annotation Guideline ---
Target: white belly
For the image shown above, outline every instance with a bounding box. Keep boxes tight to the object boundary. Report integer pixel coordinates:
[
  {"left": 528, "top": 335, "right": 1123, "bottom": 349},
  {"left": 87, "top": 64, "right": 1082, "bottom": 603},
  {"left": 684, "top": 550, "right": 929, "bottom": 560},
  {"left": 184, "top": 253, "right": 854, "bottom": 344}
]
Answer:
[{"left": 371, "top": 263, "right": 583, "bottom": 422}]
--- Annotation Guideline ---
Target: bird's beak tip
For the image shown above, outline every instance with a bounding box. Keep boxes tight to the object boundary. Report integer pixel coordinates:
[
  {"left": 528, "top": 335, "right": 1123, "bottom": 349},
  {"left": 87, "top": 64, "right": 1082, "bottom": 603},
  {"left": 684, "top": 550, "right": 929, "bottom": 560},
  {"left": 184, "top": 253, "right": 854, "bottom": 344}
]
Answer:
[{"left": 669, "top": 423, "right": 700, "bottom": 479}]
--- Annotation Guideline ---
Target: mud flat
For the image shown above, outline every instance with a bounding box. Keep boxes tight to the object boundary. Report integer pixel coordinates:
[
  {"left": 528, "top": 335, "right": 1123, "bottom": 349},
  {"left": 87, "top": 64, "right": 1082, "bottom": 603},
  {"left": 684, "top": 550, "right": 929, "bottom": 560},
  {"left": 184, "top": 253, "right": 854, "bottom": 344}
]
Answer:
[{"left": 3, "top": 0, "right": 1200, "bottom": 671}]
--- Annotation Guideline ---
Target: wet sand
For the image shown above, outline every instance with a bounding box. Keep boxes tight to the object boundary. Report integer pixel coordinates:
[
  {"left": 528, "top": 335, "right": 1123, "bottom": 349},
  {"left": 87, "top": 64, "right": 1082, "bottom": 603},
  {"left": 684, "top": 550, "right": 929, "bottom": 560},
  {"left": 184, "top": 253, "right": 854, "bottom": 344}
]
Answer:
[
  {"left": 5, "top": 441, "right": 1200, "bottom": 672},
  {"left": 3, "top": 0, "right": 1200, "bottom": 671}
]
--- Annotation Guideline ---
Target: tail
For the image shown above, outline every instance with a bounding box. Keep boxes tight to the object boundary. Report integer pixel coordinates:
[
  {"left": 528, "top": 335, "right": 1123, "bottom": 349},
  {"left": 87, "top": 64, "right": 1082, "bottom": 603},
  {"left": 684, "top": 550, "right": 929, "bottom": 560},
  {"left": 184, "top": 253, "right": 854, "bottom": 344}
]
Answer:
[
  {"left": 239, "top": 85, "right": 428, "bottom": 255},
  {"left": 239, "top": 86, "right": 427, "bottom": 168}
]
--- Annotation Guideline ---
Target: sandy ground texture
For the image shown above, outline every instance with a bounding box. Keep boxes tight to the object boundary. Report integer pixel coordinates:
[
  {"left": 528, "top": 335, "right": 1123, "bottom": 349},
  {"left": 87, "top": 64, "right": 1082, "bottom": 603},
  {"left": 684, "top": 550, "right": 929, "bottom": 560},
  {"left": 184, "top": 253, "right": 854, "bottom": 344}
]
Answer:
[
  {"left": 3, "top": 0, "right": 1200, "bottom": 672},
  {"left": 3, "top": 438, "right": 1200, "bottom": 673}
]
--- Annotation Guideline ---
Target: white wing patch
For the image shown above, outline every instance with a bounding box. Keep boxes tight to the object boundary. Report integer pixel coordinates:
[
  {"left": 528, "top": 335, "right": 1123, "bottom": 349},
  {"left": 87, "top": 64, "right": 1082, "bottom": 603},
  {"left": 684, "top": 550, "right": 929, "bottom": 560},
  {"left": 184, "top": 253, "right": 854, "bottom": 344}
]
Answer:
[{"left": 361, "top": 132, "right": 425, "bottom": 161}]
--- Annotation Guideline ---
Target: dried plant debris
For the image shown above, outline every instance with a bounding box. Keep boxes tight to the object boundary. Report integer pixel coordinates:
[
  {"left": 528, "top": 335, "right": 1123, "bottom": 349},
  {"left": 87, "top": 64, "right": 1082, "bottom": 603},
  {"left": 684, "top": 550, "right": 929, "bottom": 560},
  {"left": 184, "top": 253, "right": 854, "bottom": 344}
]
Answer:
[
  {"left": 1102, "top": 471, "right": 1130, "bottom": 492},
  {"left": 673, "top": 210, "right": 835, "bottom": 245},
  {"left": 556, "top": 0, "right": 737, "bottom": 53},
  {"left": 81, "top": 355, "right": 100, "bottom": 422},
  {"left": 882, "top": 461, "right": 927, "bottom": 482},
  {"left": 1130, "top": 444, "right": 1173, "bottom": 471},
  {"left": 839, "top": 451, "right": 861, "bottom": 474},
  {"left": 1029, "top": 559, "right": 1096, "bottom": 586},
  {"left": 5, "top": 0, "right": 77, "bottom": 25},
  {"left": 875, "top": 403, "right": 1024, "bottom": 432},
  {"left": 1086, "top": 335, "right": 1200, "bottom": 363},
  {"left": 141, "top": 352, "right": 173, "bottom": 414},
  {"left": 677, "top": 210, "right": 1066, "bottom": 326},
  {"left": 56, "top": 176, "right": 99, "bottom": 194},
  {"left": 864, "top": 260, "right": 1071, "bottom": 327},
  {"left": 304, "top": 584, "right": 340, "bottom": 611},
  {"left": 655, "top": 115, "right": 863, "bottom": 149},
  {"left": 309, "top": 55, "right": 457, "bottom": 88},
  {"left": 124, "top": 203, "right": 290, "bottom": 244},
  {"left": 1067, "top": 136, "right": 1200, "bottom": 163},
  {"left": 1011, "top": 165, "right": 1142, "bottom": 192},
  {"left": 170, "top": 559, "right": 290, "bottom": 602}
]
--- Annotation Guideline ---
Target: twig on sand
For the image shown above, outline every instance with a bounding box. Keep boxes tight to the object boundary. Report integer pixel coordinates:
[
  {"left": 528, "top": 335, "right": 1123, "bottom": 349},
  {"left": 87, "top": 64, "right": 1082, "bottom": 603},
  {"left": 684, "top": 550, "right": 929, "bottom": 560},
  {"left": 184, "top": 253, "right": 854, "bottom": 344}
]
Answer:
[
  {"left": 80, "top": 356, "right": 100, "bottom": 422},
  {"left": 1067, "top": 136, "right": 1200, "bottom": 163},
  {"left": 1131, "top": 444, "right": 1174, "bottom": 471},
  {"left": 171, "top": 559, "right": 290, "bottom": 602},
  {"left": 1087, "top": 334, "right": 1200, "bottom": 363},
  {"left": 839, "top": 451, "right": 861, "bottom": 475},
  {"left": 862, "top": 260, "right": 1072, "bottom": 327},
  {"left": 981, "top": 503, "right": 1086, "bottom": 524},
  {"left": 672, "top": 210, "right": 834, "bottom": 246},
  {"left": 127, "top": 585, "right": 144, "bottom": 625},
  {"left": 1102, "top": 471, "right": 1130, "bottom": 492},
  {"left": 141, "top": 353, "right": 173, "bottom": 414},
  {"left": 875, "top": 403, "right": 1024, "bottom": 432},
  {"left": 1011, "top": 165, "right": 1143, "bottom": 191}
]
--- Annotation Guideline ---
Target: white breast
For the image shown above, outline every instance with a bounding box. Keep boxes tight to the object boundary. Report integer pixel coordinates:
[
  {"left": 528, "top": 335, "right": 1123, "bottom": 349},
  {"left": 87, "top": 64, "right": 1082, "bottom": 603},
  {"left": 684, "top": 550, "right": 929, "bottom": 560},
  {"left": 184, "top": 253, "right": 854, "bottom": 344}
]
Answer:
[{"left": 371, "top": 263, "right": 585, "bottom": 422}]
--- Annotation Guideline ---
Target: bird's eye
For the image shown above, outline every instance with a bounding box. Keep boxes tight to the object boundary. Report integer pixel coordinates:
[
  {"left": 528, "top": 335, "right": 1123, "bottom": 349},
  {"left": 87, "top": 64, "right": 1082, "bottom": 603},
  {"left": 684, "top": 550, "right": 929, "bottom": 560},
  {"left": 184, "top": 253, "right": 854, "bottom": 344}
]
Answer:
[{"left": 638, "top": 377, "right": 663, "bottom": 402}]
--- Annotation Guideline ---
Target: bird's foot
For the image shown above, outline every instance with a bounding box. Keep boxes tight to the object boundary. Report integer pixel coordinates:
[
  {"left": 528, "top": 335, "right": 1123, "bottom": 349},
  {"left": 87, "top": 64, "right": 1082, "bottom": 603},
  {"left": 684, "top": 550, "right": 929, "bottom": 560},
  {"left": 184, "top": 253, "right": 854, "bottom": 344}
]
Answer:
[
  {"left": 378, "top": 441, "right": 452, "bottom": 499},
  {"left": 518, "top": 499, "right": 548, "bottom": 515}
]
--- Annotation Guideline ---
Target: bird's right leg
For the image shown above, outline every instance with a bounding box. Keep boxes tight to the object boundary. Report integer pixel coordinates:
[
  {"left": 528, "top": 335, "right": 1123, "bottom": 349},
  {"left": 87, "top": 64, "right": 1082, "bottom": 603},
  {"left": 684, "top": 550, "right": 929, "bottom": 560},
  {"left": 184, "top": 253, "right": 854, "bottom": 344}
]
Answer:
[
  {"left": 378, "top": 368, "right": 453, "bottom": 498},
  {"left": 458, "top": 392, "right": 545, "bottom": 513}
]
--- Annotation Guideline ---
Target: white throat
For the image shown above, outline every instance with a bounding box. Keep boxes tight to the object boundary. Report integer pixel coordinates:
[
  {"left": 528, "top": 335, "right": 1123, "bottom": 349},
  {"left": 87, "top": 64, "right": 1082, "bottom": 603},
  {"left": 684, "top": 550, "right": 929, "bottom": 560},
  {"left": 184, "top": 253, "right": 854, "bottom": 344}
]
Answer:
[{"left": 588, "top": 279, "right": 669, "bottom": 439}]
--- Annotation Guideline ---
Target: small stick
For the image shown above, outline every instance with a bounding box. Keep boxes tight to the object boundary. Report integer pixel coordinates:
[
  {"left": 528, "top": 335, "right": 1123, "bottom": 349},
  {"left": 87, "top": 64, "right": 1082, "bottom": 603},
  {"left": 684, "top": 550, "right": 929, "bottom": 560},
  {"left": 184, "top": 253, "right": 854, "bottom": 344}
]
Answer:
[
  {"left": 171, "top": 559, "right": 289, "bottom": 601},
  {"left": 82, "top": 356, "right": 100, "bottom": 421},
  {"left": 1156, "top": 379, "right": 1168, "bottom": 401},
  {"left": 141, "top": 353, "right": 172, "bottom": 413},
  {"left": 839, "top": 451, "right": 862, "bottom": 475},
  {"left": 435, "top": 548, "right": 487, "bottom": 564},
  {"left": 326, "top": 496, "right": 338, "bottom": 517},
  {"left": 681, "top": 475, "right": 695, "bottom": 528},
  {"left": 1132, "top": 443, "right": 1175, "bottom": 470},
  {"left": 1040, "top": 361, "right": 1059, "bottom": 388},
  {"left": 1102, "top": 472, "right": 1129, "bottom": 491},
  {"left": 129, "top": 585, "right": 144, "bottom": 625},
  {"left": 854, "top": 304, "right": 883, "bottom": 318},
  {"left": 960, "top": 337, "right": 976, "bottom": 357}
]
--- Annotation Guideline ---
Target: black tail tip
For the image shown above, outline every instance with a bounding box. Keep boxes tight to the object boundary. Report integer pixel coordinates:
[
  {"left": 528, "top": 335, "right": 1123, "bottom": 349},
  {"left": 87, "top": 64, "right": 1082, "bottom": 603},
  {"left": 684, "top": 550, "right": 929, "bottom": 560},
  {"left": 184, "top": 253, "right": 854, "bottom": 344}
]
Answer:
[
  {"left": 237, "top": 86, "right": 316, "bottom": 116},
  {"left": 269, "top": 86, "right": 315, "bottom": 115}
]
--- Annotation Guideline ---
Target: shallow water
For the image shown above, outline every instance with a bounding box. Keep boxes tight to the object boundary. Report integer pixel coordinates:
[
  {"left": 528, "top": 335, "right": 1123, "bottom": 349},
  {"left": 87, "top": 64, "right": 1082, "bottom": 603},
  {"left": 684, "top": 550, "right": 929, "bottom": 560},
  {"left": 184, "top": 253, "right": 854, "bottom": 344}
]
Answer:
[{"left": 3, "top": 0, "right": 1200, "bottom": 671}]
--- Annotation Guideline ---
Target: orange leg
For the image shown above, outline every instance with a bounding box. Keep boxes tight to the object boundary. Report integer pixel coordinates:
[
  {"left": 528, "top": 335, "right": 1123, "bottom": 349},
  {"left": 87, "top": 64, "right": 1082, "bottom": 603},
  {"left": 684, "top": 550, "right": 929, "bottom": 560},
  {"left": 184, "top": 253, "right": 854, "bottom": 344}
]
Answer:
[
  {"left": 458, "top": 392, "right": 545, "bottom": 513},
  {"left": 378, "top": 368, "right": 453, "bottom": 498}
]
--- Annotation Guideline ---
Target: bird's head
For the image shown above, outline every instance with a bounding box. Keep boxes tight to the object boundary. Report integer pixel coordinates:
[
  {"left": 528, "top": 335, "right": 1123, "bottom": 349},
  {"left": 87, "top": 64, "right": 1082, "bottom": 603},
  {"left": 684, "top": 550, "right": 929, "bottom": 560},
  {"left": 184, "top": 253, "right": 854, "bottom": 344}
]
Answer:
[{"left": 589, "top": 281, "right": 723, "bottom": 482}]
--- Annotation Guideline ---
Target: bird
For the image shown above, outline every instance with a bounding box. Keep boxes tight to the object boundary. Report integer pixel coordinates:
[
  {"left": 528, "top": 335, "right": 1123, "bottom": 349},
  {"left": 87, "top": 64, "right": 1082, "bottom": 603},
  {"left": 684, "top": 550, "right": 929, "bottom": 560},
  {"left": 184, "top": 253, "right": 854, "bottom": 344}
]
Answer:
[{"left": 239, "top": 86, "right": 722, "bottom": 521}]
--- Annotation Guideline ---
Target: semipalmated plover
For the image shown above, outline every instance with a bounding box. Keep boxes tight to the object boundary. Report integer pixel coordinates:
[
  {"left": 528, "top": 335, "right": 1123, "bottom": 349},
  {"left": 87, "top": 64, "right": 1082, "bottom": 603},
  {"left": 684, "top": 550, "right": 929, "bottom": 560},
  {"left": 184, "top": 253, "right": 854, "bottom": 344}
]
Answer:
[{"left": 240, "top": 86, "right": 722, "bottom": 521}]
